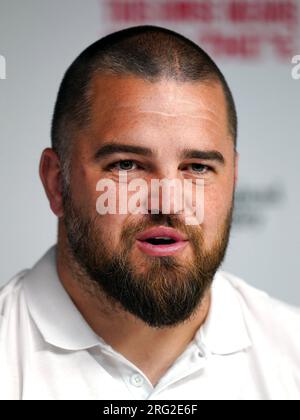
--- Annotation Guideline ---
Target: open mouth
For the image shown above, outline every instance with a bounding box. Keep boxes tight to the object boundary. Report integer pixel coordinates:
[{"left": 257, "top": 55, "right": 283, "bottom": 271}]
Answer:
[
  {"left": 136, "top": 227, "right": 188, "bottom": 256},
  {"left": 144, "top": 237, "right": 177, "bottom": 246}
]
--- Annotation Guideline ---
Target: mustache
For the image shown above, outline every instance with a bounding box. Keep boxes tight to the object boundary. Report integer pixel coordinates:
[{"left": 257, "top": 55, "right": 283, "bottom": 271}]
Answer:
[{"left": 120, "top": 213, "right": 203, "bottom": 248}]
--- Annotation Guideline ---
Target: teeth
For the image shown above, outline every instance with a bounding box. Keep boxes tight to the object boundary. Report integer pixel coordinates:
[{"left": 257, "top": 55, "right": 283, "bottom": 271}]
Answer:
[{"left": 153, "top": 237, "right": 172, "bottom": 240}]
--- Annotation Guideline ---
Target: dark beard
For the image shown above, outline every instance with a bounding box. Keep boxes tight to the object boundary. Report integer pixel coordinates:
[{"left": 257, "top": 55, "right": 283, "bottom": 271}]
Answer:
[{"left": 62, "top": 187, "right": 233, "bottom": 329}]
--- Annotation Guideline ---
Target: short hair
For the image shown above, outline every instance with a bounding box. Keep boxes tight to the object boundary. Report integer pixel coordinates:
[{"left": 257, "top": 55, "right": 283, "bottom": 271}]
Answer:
[{"left": 51, "top": 25, "right": 237, "bottom": 177}]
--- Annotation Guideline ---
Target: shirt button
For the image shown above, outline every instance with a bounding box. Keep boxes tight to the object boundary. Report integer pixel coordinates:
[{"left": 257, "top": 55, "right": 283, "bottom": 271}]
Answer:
[{"left": 130, "top": 373, "right": 144, "bottom": 387}]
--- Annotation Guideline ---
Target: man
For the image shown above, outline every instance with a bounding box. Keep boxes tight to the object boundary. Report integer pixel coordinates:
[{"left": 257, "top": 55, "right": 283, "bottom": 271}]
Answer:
[{"left": 0, "top": 25, "right": 299, "bottom": 400}]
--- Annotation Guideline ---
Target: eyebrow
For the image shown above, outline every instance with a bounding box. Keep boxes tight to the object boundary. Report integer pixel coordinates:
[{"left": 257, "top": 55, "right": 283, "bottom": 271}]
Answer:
[
  {"left": 94, "top": 143, "right": 154, "bottom": 159},
  {"left": 94, "top": 142, "right": 225, "bottom": 165},
  {"left": 180, "top": 149, "right": 225, "bottom": 165}
]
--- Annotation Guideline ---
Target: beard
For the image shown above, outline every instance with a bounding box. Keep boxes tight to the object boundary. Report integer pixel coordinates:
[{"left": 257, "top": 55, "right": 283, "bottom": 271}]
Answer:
[{"left": 62, "top": 186, "right": 233, "bottom": 329}]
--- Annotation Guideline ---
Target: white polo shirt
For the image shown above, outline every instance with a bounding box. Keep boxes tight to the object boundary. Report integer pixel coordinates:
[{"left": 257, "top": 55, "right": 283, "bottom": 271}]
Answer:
[{"left": 0, "top": 246, "right": 299, "bottom": 400}]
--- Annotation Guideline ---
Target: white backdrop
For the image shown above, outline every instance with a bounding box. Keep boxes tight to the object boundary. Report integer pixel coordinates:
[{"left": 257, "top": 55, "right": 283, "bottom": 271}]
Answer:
[{"left": 1, "top": 0, "right": 299, "bottom": 305}]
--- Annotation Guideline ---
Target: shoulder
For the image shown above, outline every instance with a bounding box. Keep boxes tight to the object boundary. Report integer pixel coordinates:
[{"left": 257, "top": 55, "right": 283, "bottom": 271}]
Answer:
[
  {"left": 219, "top": 270, "right": 300, "bottom": 325},
  {"left": 0, "top": 270, "right": 29, "bottom": 318},
  {"left": 0, "top": 270, "right": 30, "bottom": 400},
  {"left": 218, "top": 270, "right": 300, "bottom": 365},
  {"left": 0, "top": 269, "right": 31, "bottom": 344}
]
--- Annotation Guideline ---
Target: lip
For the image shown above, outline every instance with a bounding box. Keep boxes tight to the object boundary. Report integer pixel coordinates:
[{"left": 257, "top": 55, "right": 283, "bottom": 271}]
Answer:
[
  {"left": 136, "top": 226, "right": 188, "bottom": 242},
  {"left": 136, "top": 240, "right": 188, "bottom": 256},
  {"left": 136, "top": 226, "right": 189, "bottom": 256}
]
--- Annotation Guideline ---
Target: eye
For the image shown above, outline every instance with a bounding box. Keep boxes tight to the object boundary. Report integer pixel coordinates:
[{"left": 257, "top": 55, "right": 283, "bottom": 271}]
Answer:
[
  {"left": 187, "top": 163, "right": 210, "bottom": 174},
  {"left": 109, "top": 160, "right": 138, "bottom": 172}
]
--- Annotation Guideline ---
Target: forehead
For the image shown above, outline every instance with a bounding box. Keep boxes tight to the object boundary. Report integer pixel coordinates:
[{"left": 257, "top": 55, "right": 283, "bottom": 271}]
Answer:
[{"left": 84, "top": 74, "right": 230, "bottom": 153}]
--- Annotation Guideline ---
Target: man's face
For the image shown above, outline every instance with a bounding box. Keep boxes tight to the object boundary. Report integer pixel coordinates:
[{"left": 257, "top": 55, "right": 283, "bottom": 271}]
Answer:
[{"left": 62, "top": 74, "right": 237, "bottom": 328}]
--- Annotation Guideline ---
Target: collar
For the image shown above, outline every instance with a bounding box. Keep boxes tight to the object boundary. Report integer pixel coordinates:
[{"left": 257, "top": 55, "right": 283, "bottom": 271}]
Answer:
[
  {"left": 23, "top": 246, "right": 102, "bottom": 350},
  {"left": 24, "top": 246, "right": 251, "bottom": 355},
  {"left": 195, "top": 270, "right": 252, "bottom": 356}
]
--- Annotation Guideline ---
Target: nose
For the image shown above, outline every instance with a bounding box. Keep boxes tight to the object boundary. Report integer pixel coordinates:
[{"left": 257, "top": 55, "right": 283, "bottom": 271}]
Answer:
[
  {"left": 144, "top": 164, "right": 204, "bottom": 225},
  {"left": 147, "top": 176, "right": 185, "bottom": 216}
]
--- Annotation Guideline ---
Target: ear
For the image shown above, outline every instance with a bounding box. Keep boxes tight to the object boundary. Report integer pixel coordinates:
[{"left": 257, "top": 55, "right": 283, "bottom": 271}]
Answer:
[
  {"left": 39, "top": 148, "right": 64, "bottom": 217},
  {"left": 233, "top": 150, "right": 239, "bottom": 187}
]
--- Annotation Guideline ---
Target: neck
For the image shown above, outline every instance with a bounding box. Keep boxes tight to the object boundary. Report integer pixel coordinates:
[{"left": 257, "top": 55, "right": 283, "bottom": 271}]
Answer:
[{"left": 56, "top": 224, "right": 211, "bottom": 386}]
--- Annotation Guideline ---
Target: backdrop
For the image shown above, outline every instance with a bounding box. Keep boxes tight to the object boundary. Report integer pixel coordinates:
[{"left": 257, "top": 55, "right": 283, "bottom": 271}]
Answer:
[{"left": 1, "top": 0, "right": 299, "bottom": 305}]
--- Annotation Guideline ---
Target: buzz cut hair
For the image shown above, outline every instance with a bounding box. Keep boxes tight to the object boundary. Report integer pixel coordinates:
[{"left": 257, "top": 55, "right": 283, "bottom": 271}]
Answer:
[{"left": 51, "top": 25, "right": 237, "bottom": 178}]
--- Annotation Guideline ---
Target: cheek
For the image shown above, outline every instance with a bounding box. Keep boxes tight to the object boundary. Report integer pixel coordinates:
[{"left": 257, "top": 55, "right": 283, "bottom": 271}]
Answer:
[
  {"left": 202, "top": 181, "right": 234, "bottom": 244},
  {"left": 70, "top": 164, "right": 99, "bottom": 209},
  {"left": 70, "top": 169, "right": 126, "bottom": 250},
  {"left": 94, "top": 213, "right": 128, "bottom": 250}
]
